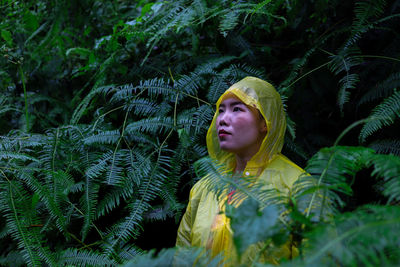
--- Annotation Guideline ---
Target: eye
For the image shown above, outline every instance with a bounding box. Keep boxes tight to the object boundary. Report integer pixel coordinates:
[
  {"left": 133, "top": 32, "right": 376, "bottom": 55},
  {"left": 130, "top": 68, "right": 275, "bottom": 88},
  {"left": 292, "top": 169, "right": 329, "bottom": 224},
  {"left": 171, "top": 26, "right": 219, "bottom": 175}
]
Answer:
[
  {"left": 218, "top": 108, "right": 224, "bottom": 113},
  {"left": 233, "top": 106, "right": 242, "bottom": 112}
]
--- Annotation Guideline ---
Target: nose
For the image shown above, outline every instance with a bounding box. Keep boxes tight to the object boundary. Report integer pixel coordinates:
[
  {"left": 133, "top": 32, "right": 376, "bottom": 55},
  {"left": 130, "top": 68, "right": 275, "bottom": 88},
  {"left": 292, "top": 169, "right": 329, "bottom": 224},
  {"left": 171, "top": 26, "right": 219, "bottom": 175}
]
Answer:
[{"left": 218, "top": 110, "right": 230, "bottom": 126}]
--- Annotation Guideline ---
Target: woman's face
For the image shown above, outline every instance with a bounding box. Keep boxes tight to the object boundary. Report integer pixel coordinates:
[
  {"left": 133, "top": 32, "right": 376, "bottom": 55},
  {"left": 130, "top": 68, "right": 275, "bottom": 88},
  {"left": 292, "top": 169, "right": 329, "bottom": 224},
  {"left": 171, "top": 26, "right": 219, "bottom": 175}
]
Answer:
[{"left": 216, "top": 94, "right": 267, "bottom": 158}]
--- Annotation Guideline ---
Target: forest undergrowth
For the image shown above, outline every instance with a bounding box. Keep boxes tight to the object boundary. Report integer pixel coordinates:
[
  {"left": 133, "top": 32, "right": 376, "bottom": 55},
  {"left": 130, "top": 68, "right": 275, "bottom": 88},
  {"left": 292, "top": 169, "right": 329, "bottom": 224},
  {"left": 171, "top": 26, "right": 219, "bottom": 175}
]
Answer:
[{"left": 0, "top": 0, "right": 400, "bottom": 266}]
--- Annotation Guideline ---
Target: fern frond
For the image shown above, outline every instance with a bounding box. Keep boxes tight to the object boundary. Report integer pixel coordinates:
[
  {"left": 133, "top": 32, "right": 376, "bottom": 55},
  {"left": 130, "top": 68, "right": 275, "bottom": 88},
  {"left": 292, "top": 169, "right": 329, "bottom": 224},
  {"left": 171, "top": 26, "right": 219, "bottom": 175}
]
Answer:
[
  {"left": 352, "top": 0, "right": 386, "bottom": 33},
  {"left": 301, "top": 146, "right": 375, "bottom": 219},
  {"left": 344, "top": 0, "right": 387, "bottom": 48},
  {"left": 83, "top": 130, "right": 121, "bottom": 145},
  {"left": 124, "top": 98, "right": 171, "bottom": 117},
  {"left": 71, "top": 85, "right": 116, "bottom": 124},
  {"left": 120, "top": 247, "right": 219, "bottom": 267},
  {"left": 95, "top": 181, "right": 134, "bottom": 219},
  {"left": 80, "top": 151, "right": 113, "bottom": 240},
  {"left": 194, "top": 157, "right": 284, "bottom": 210},
  {"left": 329, "top": 47, "right": 362, "bottom": 75},
  {"left": 138, "top": 78, "right": 174, "bottom": 98},
  {"left": 85, "top": 150, "right": 113, "bottom": 179},
  {"left": 118, "top": 244, "right": 142, "bottom": 261},
  {"left": 300, "top": 205, "right": 400, "bottom": 267},
  {"left": 178, "top": 105, "right": 213, "bottom": 135},
  {"left": 105, "top": 150, "right": 171, "bottom": 253},
  {"left": 60, "top": 248, "right": 118, "bottom": 266},
  {"left": 105, "top": 149, "right": 128, "bottom": 186},
  {"left": 219, "top": 9, "right": 240, "bottom": 37},
  {"left": 193, "top": 55, "right": 236, "bottom": 75},
  {"left": 0, "top": 180, "right": 49, "bottom": 267},
  {"left": 125, "top": 117, "right": 174, "bottom": 135},
  {"left": 175, "top": 73, "right": 202, "bottom": 96},
  {"left": 207, "top": 76, "right": 230, "bottom": 103},
  {"left": 80, "top": 180, "right": 100, "bottom": 241},
  {"left": 359, "top": 91, "right": 400, "bottom": 143},
  {"left": 358, "top": 72, "right": 400, "bottom": 105},
  {"left": 17, "top": 169, "right": 70, "bottom": 234},
  {"left": 337, "top": 73, "right": 360, "bottom": 112},
  {"left": 222, "top": 64, "right": 265, "bottom": 82},
  {"left": 367, "top": 153, "right": 400, "bottom": 203},
  {"left": 144, "top": 203, "right": 175, "bottom": 221},
  {"left": 192, "top": 0, "right": 208, "bottom": 24},
  {"left": 0, "top": 151, "right": 39, "bottom": 162},
  {"left": 328, "top": 47, "right": 362, "bottom": 111},
  {"left": 279, "top": 46, "right": 319, "bottom": 94},
  {"left": 369, "top": 139, "right": 400, "bottom": 156},
  {"left": 284, "top": 137, "right": 309, "bottom": 160},
  {"left": 0, "top": 251, "right": 25, "bottom": 266}
]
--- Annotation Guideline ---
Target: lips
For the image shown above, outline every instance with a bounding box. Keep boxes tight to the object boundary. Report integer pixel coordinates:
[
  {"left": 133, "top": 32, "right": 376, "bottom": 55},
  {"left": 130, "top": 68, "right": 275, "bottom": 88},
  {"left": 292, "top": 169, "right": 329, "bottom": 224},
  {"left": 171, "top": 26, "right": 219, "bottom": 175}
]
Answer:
[{"left": 218, "top": 129, "right": 231, "bottom": 137}]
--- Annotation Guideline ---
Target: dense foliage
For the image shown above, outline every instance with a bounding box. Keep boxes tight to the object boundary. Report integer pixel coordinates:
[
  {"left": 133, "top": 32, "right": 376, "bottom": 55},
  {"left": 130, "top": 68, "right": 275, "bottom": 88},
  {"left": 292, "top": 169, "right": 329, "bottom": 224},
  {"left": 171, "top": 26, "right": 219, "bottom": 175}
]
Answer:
[{"left": 1, "top": 0, "right": 399, "bottom": 266}]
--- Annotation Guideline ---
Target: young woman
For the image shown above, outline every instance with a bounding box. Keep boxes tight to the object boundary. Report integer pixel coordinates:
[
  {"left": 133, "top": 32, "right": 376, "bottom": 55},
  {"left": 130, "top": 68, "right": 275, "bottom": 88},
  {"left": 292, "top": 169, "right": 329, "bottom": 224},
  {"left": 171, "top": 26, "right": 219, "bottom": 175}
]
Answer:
[{"left": 176, "top": 77, "right": 305, "bottom": 265}]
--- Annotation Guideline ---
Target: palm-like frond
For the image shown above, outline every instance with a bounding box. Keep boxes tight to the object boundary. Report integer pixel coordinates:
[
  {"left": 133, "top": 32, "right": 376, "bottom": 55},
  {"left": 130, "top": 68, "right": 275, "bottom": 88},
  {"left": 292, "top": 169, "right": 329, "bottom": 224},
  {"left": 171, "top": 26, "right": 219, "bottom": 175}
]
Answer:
[
  {"left": 59, "top": 248, "right": 118, "bottom": 266},
  {"left": 358, "top": 72, "right": 400, "bottom": 106},
  {"left": 299, "top": 146, "right": 375, "bottom": 220},
  {"left": 83, "top": 130, "right": 121, "bottom": 145},
  {"left": 105, "top": 148, "right": 171, "bottom": 254},
  {"left": 125, "top": 117, "right": 174, "bottom": 135},
  {"left": 289, "top": 206, "right": 400, "bottom": 267},
  {"left": 329, "top": 47, "right": 362, "bottom": 112},
  {"left": 71, "top": 85, "right": 116, "bottom": 125},
  {"left": 369, "top": 139, "right": 400, "bottom": 156},
  {"left": 359, "top": 91, "right": 400, "bottom": 143},
  {"left": 345, "top": 0, "right": 386, "bottom": 48},
  {"left": 120, "top": 247, "right": 221, "bottom": 267},
  {"left": 0, "top": 179, "right": 56, "bottom": 267},
  {"left": 367, "top": 153, "right": 400, "bottom": 203},
  {"left": 207, "top": 75, "right": 230, "bottom": 103}
]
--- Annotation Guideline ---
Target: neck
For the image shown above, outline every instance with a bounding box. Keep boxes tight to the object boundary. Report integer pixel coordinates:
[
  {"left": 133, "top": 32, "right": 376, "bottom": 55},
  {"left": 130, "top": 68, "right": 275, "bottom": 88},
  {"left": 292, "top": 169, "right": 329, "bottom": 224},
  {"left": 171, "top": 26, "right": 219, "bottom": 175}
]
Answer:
[{"left": 234, "top": 154, "right": 253, "bottom": 173}]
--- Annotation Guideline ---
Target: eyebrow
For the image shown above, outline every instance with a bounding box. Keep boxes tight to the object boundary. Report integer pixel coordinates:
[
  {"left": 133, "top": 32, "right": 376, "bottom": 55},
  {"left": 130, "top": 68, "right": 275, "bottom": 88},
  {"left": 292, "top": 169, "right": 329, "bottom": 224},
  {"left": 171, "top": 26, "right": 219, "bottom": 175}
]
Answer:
[{"left": 219, "top": 101, "right": 245, "bottom": 108}]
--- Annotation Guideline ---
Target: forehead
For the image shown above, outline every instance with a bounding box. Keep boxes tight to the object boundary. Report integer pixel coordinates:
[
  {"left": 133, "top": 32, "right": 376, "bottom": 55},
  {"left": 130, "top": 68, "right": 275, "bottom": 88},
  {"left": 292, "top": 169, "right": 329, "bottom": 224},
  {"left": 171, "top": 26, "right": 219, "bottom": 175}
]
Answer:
[{"left": 219, "top": 94, "right": 244, "bottom": 107}]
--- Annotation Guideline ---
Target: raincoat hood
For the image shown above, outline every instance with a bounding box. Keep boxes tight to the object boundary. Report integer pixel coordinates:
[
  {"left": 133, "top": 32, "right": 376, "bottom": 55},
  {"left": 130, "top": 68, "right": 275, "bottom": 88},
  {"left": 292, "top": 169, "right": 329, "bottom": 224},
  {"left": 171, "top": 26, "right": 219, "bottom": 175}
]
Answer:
[{"left": 206, "top": 76, "right": 286, "bottom": 169}]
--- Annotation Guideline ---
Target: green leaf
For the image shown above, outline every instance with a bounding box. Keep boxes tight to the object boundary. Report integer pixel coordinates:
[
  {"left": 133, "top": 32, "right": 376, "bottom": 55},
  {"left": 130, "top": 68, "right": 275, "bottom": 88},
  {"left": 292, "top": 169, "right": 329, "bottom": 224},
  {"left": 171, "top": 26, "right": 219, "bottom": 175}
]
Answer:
[
  {"left": 24, "top": 11, "right": 39, "bottom": 31},
  {"left": 1, "top": 29, "right": 13, "bottom": 46},
  {"left": 66, "top": 47, "right": 92, "bottom": 58},
  {"left": 226, "top": 199, "right": 282, "bottom": 255}
]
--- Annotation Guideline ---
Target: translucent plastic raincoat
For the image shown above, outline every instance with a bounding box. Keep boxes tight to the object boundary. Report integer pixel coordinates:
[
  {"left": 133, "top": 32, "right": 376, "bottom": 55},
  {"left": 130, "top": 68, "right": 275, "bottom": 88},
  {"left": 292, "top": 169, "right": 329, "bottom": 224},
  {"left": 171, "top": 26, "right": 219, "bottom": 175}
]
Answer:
[{"left": 176, "top": 77, "right": 305, "bottom": 265}]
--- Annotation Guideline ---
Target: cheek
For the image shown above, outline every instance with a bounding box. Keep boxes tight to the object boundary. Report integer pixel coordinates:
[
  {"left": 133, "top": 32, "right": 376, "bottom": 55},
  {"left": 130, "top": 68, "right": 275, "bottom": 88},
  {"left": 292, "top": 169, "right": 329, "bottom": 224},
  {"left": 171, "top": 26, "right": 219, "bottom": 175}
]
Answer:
[{"left": 235, "top": 115, "right": 258, "bottom": 129}]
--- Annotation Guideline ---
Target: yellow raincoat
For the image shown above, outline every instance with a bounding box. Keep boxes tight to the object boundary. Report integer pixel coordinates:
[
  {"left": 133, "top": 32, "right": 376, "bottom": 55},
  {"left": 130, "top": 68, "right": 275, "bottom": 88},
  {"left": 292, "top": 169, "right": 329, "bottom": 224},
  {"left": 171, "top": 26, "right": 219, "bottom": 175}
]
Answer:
[{"left": 176, "top": 77, "right": 305, "bottom": 265}]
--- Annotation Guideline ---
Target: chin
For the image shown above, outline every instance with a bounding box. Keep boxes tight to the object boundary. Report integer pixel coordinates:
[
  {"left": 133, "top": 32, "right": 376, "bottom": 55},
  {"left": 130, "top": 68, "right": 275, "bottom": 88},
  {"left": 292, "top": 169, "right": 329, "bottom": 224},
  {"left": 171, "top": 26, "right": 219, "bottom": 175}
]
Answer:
[{"left": 219, "top": 144, "right": 234, "bottom": 152}]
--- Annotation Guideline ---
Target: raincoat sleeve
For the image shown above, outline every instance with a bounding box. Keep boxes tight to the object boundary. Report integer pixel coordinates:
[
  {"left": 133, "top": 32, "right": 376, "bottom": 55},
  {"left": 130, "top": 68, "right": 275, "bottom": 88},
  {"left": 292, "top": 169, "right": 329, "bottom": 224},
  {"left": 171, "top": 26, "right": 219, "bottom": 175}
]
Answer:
[{"left": 176, "top": 181, "right": 203, "bottom": 247}]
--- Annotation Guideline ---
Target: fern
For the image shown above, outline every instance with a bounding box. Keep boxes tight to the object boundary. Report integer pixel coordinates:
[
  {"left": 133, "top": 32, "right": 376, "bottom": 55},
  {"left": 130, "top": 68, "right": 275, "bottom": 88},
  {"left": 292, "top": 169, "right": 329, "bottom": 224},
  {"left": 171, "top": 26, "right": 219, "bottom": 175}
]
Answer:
[
  {"left": 367, "top": 153, "right": 400, "bottom": 203},
  {"left": 105, "top": 149, "right": 171, "bottom": 254},
  {"left": 80, "top": 173, "right": 100, "bottom": 241},
  {"left": 358, "top": 72, "right": 400, "bottom": 106},
  {"left": 60, "top": 248, "right": 118, "bottom": 266},
  {"left": 125, "top": 117, "right": 174, "bottom": 135},
  {"left": 83, "top": 130, "right": 121, "bottom": 145},
  {"left": 345, "top": 0, "right": 387, "bottom": 48},
  {"left": 2, "top": 1, "right": 400, "bottom": 266},
  {"left": 120, "top": 247, "right": 219, "bottom": 267},
  {"left": 294, "top": 205, "right": 400, "bottom": 267},
  {"left": 17, "top": 169, "right": 70, "bottom": 234},
  {"left": 300, "top": 146, "right": 375, "bottom": 219},
  {"left": 124, "top": 98, "right": 171, "bottom": 117},
  {"left": 359, "top": 91, "right": 400, "bottom": 143},
  {"left": 369, "top": 139, "right": 400, "bottom": 156},
  {"left": 70, "top": 85, "right": 117, "bottom": 125},
  {"left": 0, "top": 150, "right": 39, "bottom": 162},
  {"left": 0, "top": 179, "right": 55, "bottom": 267},
  {"left": 219, "top": 9, "right": 240, "bottom": 37},
  {"left": 328, "top": 47, "right": 362, "bottom": 112}
]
